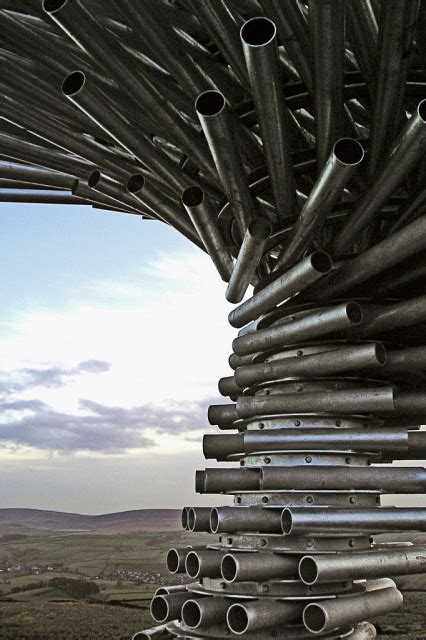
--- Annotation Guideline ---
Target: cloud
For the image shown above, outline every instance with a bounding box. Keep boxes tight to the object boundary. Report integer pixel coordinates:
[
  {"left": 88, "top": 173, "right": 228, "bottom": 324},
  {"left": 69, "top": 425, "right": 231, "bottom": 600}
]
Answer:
[
  {"left": 0, "top": 394, "right": 219, "bottom": 454},
  {"left": 0, "top": 360, "right": 111, "bottom": 396}
]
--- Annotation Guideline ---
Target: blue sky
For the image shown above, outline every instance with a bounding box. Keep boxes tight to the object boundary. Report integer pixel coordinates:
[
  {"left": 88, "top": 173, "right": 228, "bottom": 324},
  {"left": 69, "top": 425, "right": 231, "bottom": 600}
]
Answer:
[{"left": 0, "top": 202, "right": 235, "bottom": 513}]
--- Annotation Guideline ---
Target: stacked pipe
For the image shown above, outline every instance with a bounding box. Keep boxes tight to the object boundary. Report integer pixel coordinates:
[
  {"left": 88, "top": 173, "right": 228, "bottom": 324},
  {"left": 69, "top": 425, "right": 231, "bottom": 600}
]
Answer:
[{"left": 0, "top": 1, "right": 425, "bottom": 639}]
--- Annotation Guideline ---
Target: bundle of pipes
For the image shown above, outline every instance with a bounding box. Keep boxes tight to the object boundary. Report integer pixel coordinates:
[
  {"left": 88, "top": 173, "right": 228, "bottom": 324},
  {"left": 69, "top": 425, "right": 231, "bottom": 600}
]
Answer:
[{"left": 1, "top": 1, "right": 425, "bottom": 639}]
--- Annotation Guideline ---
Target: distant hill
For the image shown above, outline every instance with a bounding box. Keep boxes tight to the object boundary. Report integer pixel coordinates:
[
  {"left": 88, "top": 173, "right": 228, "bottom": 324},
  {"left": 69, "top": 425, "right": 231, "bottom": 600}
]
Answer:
[{"left": 0, "top": 508, "right": 181, "bottom": 534}]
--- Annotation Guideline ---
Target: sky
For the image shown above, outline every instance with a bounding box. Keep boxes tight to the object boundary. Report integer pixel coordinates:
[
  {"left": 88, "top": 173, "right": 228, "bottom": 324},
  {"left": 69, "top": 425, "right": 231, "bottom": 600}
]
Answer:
[{"left": 0, "top": 201, "right": 236, "bottom": 513}]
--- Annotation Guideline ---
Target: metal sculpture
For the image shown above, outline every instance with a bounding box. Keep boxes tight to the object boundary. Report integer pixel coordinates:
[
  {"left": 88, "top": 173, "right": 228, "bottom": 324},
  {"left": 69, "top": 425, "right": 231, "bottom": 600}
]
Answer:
[{"left": 1, "top": 1, "right": 425, "bottom": 639}]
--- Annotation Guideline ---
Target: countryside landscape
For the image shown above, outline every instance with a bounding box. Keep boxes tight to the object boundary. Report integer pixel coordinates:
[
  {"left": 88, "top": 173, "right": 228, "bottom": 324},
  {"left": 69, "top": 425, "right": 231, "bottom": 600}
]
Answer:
[{"left": 0, "top": 509, "right": 424, "bottom": 639}]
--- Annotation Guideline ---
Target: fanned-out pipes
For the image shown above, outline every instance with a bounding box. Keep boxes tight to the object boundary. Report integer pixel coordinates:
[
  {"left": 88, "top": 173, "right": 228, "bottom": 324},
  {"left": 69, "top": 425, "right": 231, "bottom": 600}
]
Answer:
[{"left": 1, "top": 2, "right": 425, "bottom": 640}]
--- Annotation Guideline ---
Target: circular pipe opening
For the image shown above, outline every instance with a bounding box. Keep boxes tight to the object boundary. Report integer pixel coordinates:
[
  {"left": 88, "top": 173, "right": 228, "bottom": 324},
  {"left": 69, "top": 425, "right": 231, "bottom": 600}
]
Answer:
[
  {"left": 375, "top": 343, "right": 386, "bottom": 365},
  {"left": 298, "top": 557, "right": 318, "bottom": 585},
  {"left": 281, "top": 508, "right": 293, "bottom": 534},
  {"left": 127, "top": 174, "right": 145, "bottom": 193},
  {"left": 150, "top": 596, "right": 169, "bottom": 623},
  {"left": 241, "top": 17, "right": 276, "bottom": 47},
  {"left": 182, "top": 186, "right": 203, "bottom": 208},
  {"left": 249, "top": 217, "right": 272, "bottom": 240},
  {"left": 154, "top": 587, "right": 168, "bottom": 596},
  {"left": 311, "top": 251, "right": 332, "bottom": 274},
  {"left": 187, "top": 508, "right": 196, "bottom": 531},
  {"left": 181, "top": 507, "right": 189, "bottom": 530},
  {"left": 334, "top": 138, "right": 364, "bottom": 165},
  {"left": 227, "top": 603, "right": 249, "bottom": 634},
  {"left": 221, "top": 554, "right": 238, "bottom": 582},
  {"left": 210, "top": 508, "right": 219, "bottom": 533},
  {"left": 166, "top": 549, "right": 180, "bottom": 573},
  {"left": 303, "top": 603, "right": 327, "bottom": 634},
  {"left": 62, "top": 71, "right": 85, "bottom": 97},
  {"left": 43, "top": 0, "right": 67, "bottom": 12},
  {"left": 418, "top": 99, "right": 426, "bottom": 122},
  {"left": 88, "top": 170, "right": 101, "bottom": 188},
  {"left": 182, "top": 600, "right": 202, "bottom": 628},
  {"left": 71, "top": 179, "right": 79, "bottom": 196},
  {"left": 185, "top": 551, "right": 200, "bottom": 578},
  {"left": 346, "top": 301, "right": 363, "bottom": 325},
  {"left": 196, "top": 91, "right": 225, "bottom": 117}
]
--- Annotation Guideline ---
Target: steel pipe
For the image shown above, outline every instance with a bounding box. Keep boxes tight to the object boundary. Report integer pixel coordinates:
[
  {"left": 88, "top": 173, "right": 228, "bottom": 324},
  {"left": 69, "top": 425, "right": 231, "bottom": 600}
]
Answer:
[
  {"left": 221, "top": 551, "right": 299, "bottom": 582},
  {"left": 210, "top": 506, "right": 282, "bottom": 534},
  {"left": 187, "top": 507, "right": 212, "bottom": 533},
  {"left": 195, "top": 468, "right": 260, "bottom": 494},
  {"left": 150, "top": 592, "right": 189, "bottom": 623},
  {"left": 227, "top": 599, "right": 302, "bottom": 635},
  {"left": 185, "top": 549, "right": 224, "bottom": 579},
  {"left": 182, "top": 597, "right": 230, "bottom": 629}
]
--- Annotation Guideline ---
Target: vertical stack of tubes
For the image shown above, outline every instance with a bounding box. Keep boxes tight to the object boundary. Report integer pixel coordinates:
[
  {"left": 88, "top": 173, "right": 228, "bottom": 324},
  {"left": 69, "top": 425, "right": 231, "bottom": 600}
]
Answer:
[{"left": 0, "top": 2, "right": 425, "bottom": 639}]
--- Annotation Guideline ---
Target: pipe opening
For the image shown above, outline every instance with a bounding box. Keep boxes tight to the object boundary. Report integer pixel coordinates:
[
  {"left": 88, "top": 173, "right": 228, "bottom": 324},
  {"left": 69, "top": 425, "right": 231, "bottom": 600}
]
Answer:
[
  {"left": 181, "top": 507, "right": 189, "bottom": 530},
  {"left": 334, "top": 138, "right": 364, "bottom": 165},
  {"left": 127, "top": 174, "right": 145, "bottom": 193},
  {"left": 299, "top": 557, "right": 318, "bottom": 585},
  {"left": 210, "top": 508, "right": 219, "bottom": 533},
  {"left": 281, "top": 509, "right": 293, "bottom": 534},
  {"left": 375, "top": 343, "right": 386, "bottom": 365},
  {"left": 88, "top": 170, "right": 101, "bottom": 188},
  {"left": 182, "top": 600, "right": 201, "bottom": 628},
  {"left": 221, "top": 555, "right": 238, "bottom": 582},
  {"left": 196, "top": 91, "right": 225, "bottom": 117},
  {"left": 303, "top": 603, "right": 327, "bottom": 634},
  {"left": 249, "top": 217, "right": 271, "bottom": 240},
  {"left": 241, "top": 17, "right": 276, "bottom": 47},
  {"left": 182, "top": 186, "right": 203, "bottom": 208},
  {"left": 185, "top": 551, "right": 200, "bottom": 578},
  {"left": 71, "top": 179, "right": 79, "bottom": 196},
  {"left": 311, "top": 251, "right": 332, "bottom": 274},
  {"left": 418, "top": 99, "right": 426, "bottom": 122},
  {"left": 43, "top": 0, "right": 67, "bottom": 12},
  {"left": 187, "top": 508, "right": 196, "bottom": 531},
  {"left": 166, "top": 549, "right": 180, "bottom": 573},
  {"left": 62, "top": 71, "right": 85, "bottom": 97},
  {"left": 227, "top": 603, "right": 249, "bottom": 634},
  {"left": 346, "top": 301, "right": 363, "bottom": 325},
  {"left": 150, "top": 596, "right": 169, "bottom": 622},
  {"left": 154, "top": 587, "right": 168, "bottom": 596}
]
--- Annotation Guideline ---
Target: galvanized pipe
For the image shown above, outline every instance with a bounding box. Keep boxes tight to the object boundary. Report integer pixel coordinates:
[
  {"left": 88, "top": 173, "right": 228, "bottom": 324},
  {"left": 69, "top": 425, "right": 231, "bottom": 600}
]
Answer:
[
  {"left": 299, "top": 547, "right": 426, "bottom": 585},
  {"left": 182, "top": 597, "right": 230, "bottom": 629},
  {"left": 221, "top": 551, "right": 299, "bottom": 582},
  {"left": 241, "top": 16, "right": 296, "bottom": 220},
  {"left": 150, "top": 592, "right": 189, "bottom": 623},
  {"left": 185, "top": 549, "right": 225, "bottom": 579},
  {"left": 187, "top": 507, "right": 212, "bottom": 533},
  {"left": 196, "top": 468, "right": 260, "bottom": 494},
  {"left": 210, "top": 506, "right": 282, "bottom": 534},
  {"left": 227, "top": 599, "right": 302, "bottom": 635}
]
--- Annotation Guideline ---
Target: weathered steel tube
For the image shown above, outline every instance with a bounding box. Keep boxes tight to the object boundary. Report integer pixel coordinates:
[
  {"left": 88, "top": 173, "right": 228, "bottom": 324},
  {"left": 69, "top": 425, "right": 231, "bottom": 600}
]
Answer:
[
  {"left": 299, "top": 547, "right": 426, "bottom": 585},
  {"left": 229, "top": 252, "right": 332, "bottom": 329},
  {"left": 185, "top": 549, "right": 224, "bottom": 579},
  {"left": 227, "top": 600, "right": 301, "bottom": 635},
  {"left": 236, "top": 386, "right": 396, "bottom": 419},
  {"left": 218, "top": 375, "right": 243, "bottom": 398},
  {"left": 394, "top": 392, "right": 426, "bottom": 416},
  {"left": 88, "top": 171, "right": 149, "bottom": 214},
  {"left": 187, "top": 507, "right": 212, "bottom": 533},
  {"left": 241, "top": 17, "right": 295, "bottom": 220},
  {"left": 132, "top": 625, "right": 169, "bottom": 640},
  {"left": 334, "top": 101, "right": 426, "bottom": 253},
  {"left": 182, "top": 186, "right": 233, "bottom": 282},
  {"left": 346, "top": 0, "right": 378, "bottom": 97},
  {"left": 235, "top": 342, "right": 385, "bottom": 387},
  {"left": 262, "top": 466, "right": 426, "bottom": 493},
  {"left": 207, "top": 403, "right": 239, "bottom": 426},
  {"left": 303, "top": 587, "right": 403, "bottom": 635},
  {"left": 355, "top": 295, "right": 426, "bottom": 337},
  {"left": 226, "top": 219, "right": 271, "bottom": 304},
  {"left": 195, "top": 468, "right": 260, "bottom": 494},
  {"left": 309, "top": 0, "right": 346, "bottom": 170},
  {"left": 309, "top": 215, "right": 426, "bottom": 301},
  {"left": 210, "top": 506, "right": 282, "bottom": 534},
  {"left": 150, "top": 592, "right": 189, "bottom": 623},
  {"left": 221, "top": 552, "right": 299, "bottom": 582},
  {"left": 0, "top": 162, "right": 74, "bottom": 190},
  {"left": 166, "top": 547, "right": 192, "bottom": 574},
  {"left": 233, "top": 301, "right": 363, "bottom": 355},
  {"left": 274, "top": 138, "right": 364, "bottom": 269},
  {"left": 182, "top": 597, "right": 230, "bottom": 629},
  {"left": 195, "top": 91, "right": 256, "bottom": 238},
  {"left": 368, "top": 0, "right": 420, "bottom": 175},
  {"left": 203, "top": 434, "right": 244, "bottom": 460},
  {"left": 282, "top": 508, "right": 426, "bottom": 535}
]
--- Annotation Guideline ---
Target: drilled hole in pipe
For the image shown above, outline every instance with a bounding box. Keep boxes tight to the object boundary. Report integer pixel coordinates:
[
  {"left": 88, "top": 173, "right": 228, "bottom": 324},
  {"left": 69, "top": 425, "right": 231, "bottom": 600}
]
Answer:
[
  {"left": 182, "top": 600, "right": 201, "bottom": 628},
  {"left": 62, "top": 71, "right": 85, "bottom": 96},
  {"left": 150, "top": 596, "right": 169, "bottom": 623},
  {"left": 241, "top": 17, "right": 276, "bottom": 47},
  {"left": 182, "top": 186, "right": 203, "bottom": 207},
  {"left": 227, "top": 604, "right": 249, "bottom": 634},
  {"left": 195, "top": 91, "right": 225, "bottom": 117},
  {"left": 299, "top": 557, "right": 318, "bottom": 585},
  {"left": 334, "top": 138, "right": 364, "bottom": 165},
  {"left": 185, "top": 551, "right": 200, "bottom": 578},
  {"left": 221, "top": 555, "right": 237, "bottom": 582},
  {"left": 303, "top": 603, "right": 327, "bottom": 634},
  {"left": 127, "top": 174, "right": 145, "bottom": 193}
]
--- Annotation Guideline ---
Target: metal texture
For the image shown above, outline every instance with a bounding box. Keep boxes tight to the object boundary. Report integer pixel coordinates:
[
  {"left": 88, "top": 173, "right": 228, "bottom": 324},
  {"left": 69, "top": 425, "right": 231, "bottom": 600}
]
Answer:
[{"left": 1, "top": 2, "right": 425, "bottom": 639}]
